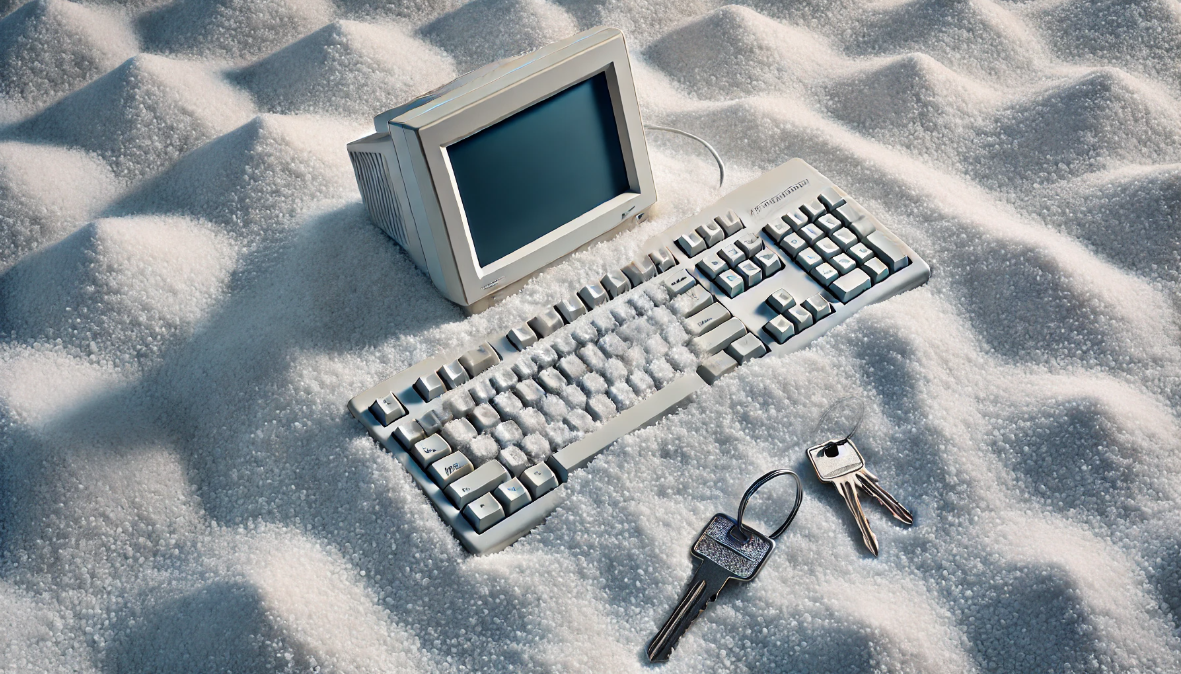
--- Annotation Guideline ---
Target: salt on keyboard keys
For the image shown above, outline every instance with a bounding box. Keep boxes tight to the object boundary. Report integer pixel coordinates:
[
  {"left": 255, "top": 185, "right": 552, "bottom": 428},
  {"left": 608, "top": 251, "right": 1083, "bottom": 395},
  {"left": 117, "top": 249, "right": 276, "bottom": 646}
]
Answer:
[{"left": 347, "top": 158, "right": 930, "bottom": 554}]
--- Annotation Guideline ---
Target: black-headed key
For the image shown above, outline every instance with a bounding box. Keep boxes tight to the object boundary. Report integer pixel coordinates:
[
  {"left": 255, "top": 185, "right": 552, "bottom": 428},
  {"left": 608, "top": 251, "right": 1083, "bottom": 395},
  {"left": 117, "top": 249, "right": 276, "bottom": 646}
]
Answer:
[{"left": 807, "top": 438, "right": 912, "bottom": 556}]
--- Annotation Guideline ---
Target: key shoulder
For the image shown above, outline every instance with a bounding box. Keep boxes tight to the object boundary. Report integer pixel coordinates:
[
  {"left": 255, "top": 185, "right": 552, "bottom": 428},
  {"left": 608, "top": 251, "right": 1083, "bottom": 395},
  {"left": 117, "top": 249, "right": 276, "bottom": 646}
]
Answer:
[
  {"left": 691, "top": 513, "right": 775, "bottom": 581},
  {"left": 807, "top": 440, "right": 866, "bottom": 482}
]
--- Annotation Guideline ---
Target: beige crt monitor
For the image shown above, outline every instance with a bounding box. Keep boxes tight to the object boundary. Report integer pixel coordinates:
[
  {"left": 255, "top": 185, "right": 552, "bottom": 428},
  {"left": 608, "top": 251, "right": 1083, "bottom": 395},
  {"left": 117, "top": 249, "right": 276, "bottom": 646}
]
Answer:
[{"left": 347, "top": 27, "right": 657, "bottom": 313}]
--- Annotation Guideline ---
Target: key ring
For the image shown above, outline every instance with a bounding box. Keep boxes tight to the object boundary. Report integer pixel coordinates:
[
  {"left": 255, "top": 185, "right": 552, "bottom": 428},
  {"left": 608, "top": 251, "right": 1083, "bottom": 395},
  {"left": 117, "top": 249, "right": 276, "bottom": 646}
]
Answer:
[{"left": 729, "top": 469, "right": 804, "bottom": 542}]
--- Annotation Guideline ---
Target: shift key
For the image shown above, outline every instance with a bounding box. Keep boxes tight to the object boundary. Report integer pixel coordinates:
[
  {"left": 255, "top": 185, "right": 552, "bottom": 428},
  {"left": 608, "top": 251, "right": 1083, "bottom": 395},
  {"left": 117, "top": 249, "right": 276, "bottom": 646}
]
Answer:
[
  {"left": 689, "top": 318, "right": 747, "bottom": 356},
  {"left": 684, "top": 302, "right": 731, "bottom": 336}
]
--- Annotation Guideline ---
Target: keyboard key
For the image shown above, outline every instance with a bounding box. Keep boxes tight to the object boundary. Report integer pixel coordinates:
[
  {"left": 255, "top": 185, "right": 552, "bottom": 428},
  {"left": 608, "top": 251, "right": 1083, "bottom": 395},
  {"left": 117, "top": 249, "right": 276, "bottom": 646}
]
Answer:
[
  {"left": 460, "top": 343, "right": 499, "bottom": 377},
  {"left": 393, "top": 419, "right": 426, "bottom": 449},
  {"left": 684, "top": 302, "right": 731, "bottom": 336},
  {"left": 811, "top": 262, "right": 839, "bottom": 286},
  {"left": 675, "top": 231, "right": 706, "bottom": 256},
  {"left": 649, "top": 246, "right": 676, "bottom": 273},
  {"left": 766, "top": 289, "right": 796, "bottom": 313},
  {"left": 672, "top": 284, "right": 713, "bottom": 317},
  {"left": 715, "top": 210, "right": 744, "bottom": 236},
  {"left": 498, "top": 446, "right": 529, "bottom": 476},
  {"left": 848, "top": 215, "right": 878, "bottom": 241},
  {"left": 726, "top": 333, "right": 767, "bottom": 364},
  {"left": 831, "top": 203, "right": 855, "bottom": 226},
  {"left": 411, "top": 434, "right": 451, "bottom": 467},
  {"left": 815, "top": 237, "right": 841, "bottom": 261},
  {"left": 470, "top": 378, "right": 495, "bottom": 406},
  {"left": 508, "top": 324, "right": 537, "bottom": 350},
  {"left": 517, "top": 409, "right": 548, "bottom": 436},
  {"left": 697, "top": 254, "right": 727, "bottom": 280},
  {"left": 492, "top": 420, "right": 524, "bottom": 447},
  {"left": 818, "top": 187, "right": 846, "bottom": 211},
  {"left": 528, "top": 309, "right": 564, "bottom": 338},
  {"left": 801, "top": 200, "right": 826, "bottom": 222},
  {"left": 579, "top": 282, "right": 609, "bottom": 309},
  {"left": 763, "top": 315, "right": 795, "bottom": 343},
  {"left": 601, "top": 269, "right": 632, "bottom": 298},
  {"left": 715, "top": 270, "right": 744, "bottom": 298},
  {"left": 831, "top": 227, "right": 859, "bottom": 251},
  {"left": 662, "top": 269, "right": 696, "bottom": 297},
  {"left": 446, "top": 460, "right": 509, "bottom": 509},
  {"left": 690, "top": 317, "right": 746, "bottom": 356},
  {"left": 763, "top": 219, "right": 792, "bottom": 243},
  {"left": 736, "top": 259, "right": 762, "bottom": 287},
  {"left": 428, "top": 452, "right": 473, "bottom": 487},
  {"left": 816, "top": 213, "right": 843, "bottom": 234},
  {"left": 556, "top": 355, "right": 589, "bottom": 381},
  {"left": 697, "top": 351, "right": 737, "bottom": 384},
  {"left": 492, "top": 391, "right": 524, "bottom": 418},
  {"left": 754, "top": 249, "right": 783, "bottom": 276},
  {"left": 513, "top": 379, "right": 545, "bottom": 407},
  {"left": 551, "top": 332, "right": 578, "bottom": 356},
  {"left": 804, "top": 294, "right": 833, "bottom": 320},
  {"left": 577, "top": 344, "right": 608, "bottom": 372},
  {"left": 522, "top": 463, "right": 559, "bottom": 497},
  {"left": 696, "top": 221, "right": 725, "bottom": 246},
  {"left": 442, "top": 417, "right": 477, "bottom": 450},
  {"left": 608, "top": 381, "right": 638, "bottom": 410},
  {"left": 470, "top": 403, "right": 500, "bottom": 432},
  {"left": 419, "top": 407, "right": 451, "bottom": 435},
  {"left": 495, "top": 478, "right": 532, "bottom": 514},
  {"left": 580, "top": 373, "right": 608, "bottom": 396},
  {"left": 535, "top": 346, "right": 561, "bottom": 369},
  {"left": 831, "top": 253, "right": 857, "bottom": 275},
  {"left": 565, "top": 408, "right": 595, "bottom": 432},
  {"left": 446, "top": 390, "right": 477, "bottom": 418},
  {"left": 779, "top": 232, "right": 807, "bottom": 257},
  {"left": 863, "top": 257, "right": 890, "bottom": 283},
  {"left": 586, "top": 394, "right": 617, "bottom": 422},
  {"left": 831, "top": 268, "right": 871, "bottom": 303},
  {"left": 462, "top": 493, "right": 504, "bottom": 533},
  {"left": 718, "top": 243, "right": 745, "bottom": 268},
  {"left": 555, "top": 296, "right": 587, "bottom": 323},
  {"left": 796, "top": 248, "right": 823, "bottom": 271},
  {"left": 785, "top": 305, "right": 813, "bottom": 331},
  {"left": 437, "top": 361, "right": 468, "bottom": 389},
  {"left": 535, "top": 368, "right": 565, "bottom": 394},
  {"left": 799, "top": 223, "right": 823, "bottom": 245},
  {"left": 848, "top": 242, "right": 874, "bottom": 264},
  {"left": 736, "top": 232, "right": 764, "bottom": 258},
  {"left": 865, "top": 231, "right": 910, "bottom": 272},
  {"left": 782, "top": 211, "right": 808, "bottom": 231},
  {"left": 369, "top": 393, "right": 405, "bottom": 426},
  {"left": 414, "top": 373, "right": 446, "bottom": 401},
  {"left": 622, "top": 255, "right": 656, "bottom": 286}
]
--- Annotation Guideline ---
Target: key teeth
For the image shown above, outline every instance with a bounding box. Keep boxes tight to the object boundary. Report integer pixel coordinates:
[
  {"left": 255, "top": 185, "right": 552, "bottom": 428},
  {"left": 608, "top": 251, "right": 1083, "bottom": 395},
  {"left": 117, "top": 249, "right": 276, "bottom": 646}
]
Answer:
[{"left": 855, "top": 471, "right": 914, "bottom": 525}]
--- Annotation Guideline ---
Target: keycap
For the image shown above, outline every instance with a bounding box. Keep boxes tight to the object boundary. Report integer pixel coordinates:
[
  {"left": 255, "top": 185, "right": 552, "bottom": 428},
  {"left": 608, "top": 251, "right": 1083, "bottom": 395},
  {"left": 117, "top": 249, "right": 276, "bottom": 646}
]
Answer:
[
  {"left": 460, "top": 343, "right": 500, "bottom": 377},
  {"left": 393, "top": 419, "right": 426, "bottom": 449},
  {"left": 368, "top": 393, "right": 405, "bottom": 426},
  {"left": 622, "top": 255, "right": 657, "bottom": 286},
  {"left": 672, "top": 285, "right": 713, "bottom": 317},
  {"left": 649, "top": 246, "right": 676, "bottom": 272},
  {"left": 863, "top": 257, "right": 889, "bottom": 283},
  {"left": 470, "top": 403, "right": 500, "bottom": 432},
  {"left": 865, "top": 231, "right": 910, "bottom": 272},
  {"left": 726, "top": 333, "right": 766, "bottom": 364},
  {"left": 556, "top": 355, "right": 589, "bottom": 381},
  {"left": 696, "top": 255, "right": 727, "bottom": 280},
  {"left": 811, "top": 262, "right": 839, "bottom": 286},
  {"left": 763, "top": 220, "right": 791, "bottom": 243},
  {"left": 684, "top": 302, "right": 731, "bottom": 337},
  {"left": 601, "top": 269, "right": 632, "bottom": 298},
  {"left": 785, "top": 305, "right": 813, "bottom": 331},
  {"left": 801, "top": 200, "right": 826, "bottom": 222},
  {"left": 463, "top": 493, "right": 504, "bottom": 533},
  {"left": 753, "top": 249, "right": 782, "bottom": 276},
  {"left": 831, "top": 227, "right": 859, "bottom": 251},
  {"left": 662, "top": 269, "right": 696, "bottom": 297},
  {"left": 586, "top": 393, "right": 616, "bottom": 421},
  {"left": 735, "top": 232, "right": 763, "bottom": 258},
  {"left": 696, "top": 221, "right": 725, "bottom": 247},
  {"left": 675, "top": 232, "right": 706, "bottom": 257},
  {"left": 831, "top": 253, "right": 857, "bottom": 276},
  {"left": 521, "top": 463, "right": 559, "bottom": 498},
  {"left": 715, "top": 270, "right": 744, "bottom": 298},
  {"left": 498, "top": 446, "right": 529, "bottom": 477},
  {"left": 816, "top": 213, "right": 843, "bottom": 234},
  {"left": 508, "top": 324, "right": 537, "bottom": 350},
  {"left": 690, "top": 318, "right": 746, "bottom": 356},
  {"left": 718, "top": 244, "right": 744, "bottom": 268},
  {"left": 782, "top": 211, "right": 808, "bottom": 231},
  {"left": 555, "top": 296, "right": 587, "bottom": 323},
  {"left": 513, "top": 379, "right": 545, "bottom": 407},
  {"left": 647, "top": 513, "right": 775, "bottom": 661},
  {"left": 428, "top": 452, "right": 473, "bottom": 488},
  {"left": 763, "top": 315, "right": 794, "bottom": 343},
  {"left": 778, "top": 232, "right": 806, "bottom": 257},
  {"left": 839, "top": 206, "right": 877, "bottom": 239},
  {"left": 579, "top": 282, "right": 609, "bottom": 309},
  {"left": 537, "top": 368, "right": 566, "bottom": 394},
  {"left": 414, "top": 373, "right": 446, "bottom": 401},
  {"left": 697, "top": 351, "right": 737, "bottom": 384},
  {"left": 495, "top": 478, "right": 532, "bottom": 515},
  {"left": 814, "top": 237, "right": 841, "bottom": 261},
  {"left": 804, "top": 294, "right": 832, "bottom": 320},
  {"left": 446, "top": 460, "right": 509, "bottom": 509},
  {"left": 736, "top": 260, "right": 762, "bottom": 287},
  {"left": 766, "top": 289, "right": 795, "bottom": 313},
  {"left": 818, "top": 187, "right": 846, "bottom": 211},
  {"left": 807, "top": 438, "right": 912, "bottom": 556},
  {"left": 528, "top": 309, "right": 564, "bottom": 338},
  {"left": 714, "top": 210, "right": 743, "bottom": 236},
  {"left": 831, "top": 268, "right": 871, "bottom": 303},
  {"left": 411, "top": 434, "right": 451, "bottom": 467},
  {"left": 848, "top": 242, "right": 874, "bottom": 264},
  {"left": 798, "top": 223, "right": 823, "bottom": 245}
]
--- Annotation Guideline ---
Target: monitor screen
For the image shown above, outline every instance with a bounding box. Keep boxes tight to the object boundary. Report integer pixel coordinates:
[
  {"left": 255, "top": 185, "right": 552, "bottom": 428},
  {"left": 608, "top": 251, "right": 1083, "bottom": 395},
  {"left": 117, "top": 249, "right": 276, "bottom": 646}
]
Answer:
[{"left": 447, "top": 72, "right": 631, "bottom": 268}]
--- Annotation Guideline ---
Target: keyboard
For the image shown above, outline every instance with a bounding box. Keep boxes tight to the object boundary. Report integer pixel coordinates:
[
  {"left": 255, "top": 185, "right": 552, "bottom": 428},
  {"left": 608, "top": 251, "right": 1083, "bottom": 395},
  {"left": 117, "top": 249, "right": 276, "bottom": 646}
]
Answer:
[{"left": 347, "top": 159, "right": 930, "bottom": 554}]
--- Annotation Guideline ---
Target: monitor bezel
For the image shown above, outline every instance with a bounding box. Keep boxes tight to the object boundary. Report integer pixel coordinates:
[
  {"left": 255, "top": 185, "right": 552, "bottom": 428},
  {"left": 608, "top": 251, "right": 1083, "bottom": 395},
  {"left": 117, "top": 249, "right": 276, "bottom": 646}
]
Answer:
[{"left": 413, "top": 31, "right": 655, "bottom": 304}]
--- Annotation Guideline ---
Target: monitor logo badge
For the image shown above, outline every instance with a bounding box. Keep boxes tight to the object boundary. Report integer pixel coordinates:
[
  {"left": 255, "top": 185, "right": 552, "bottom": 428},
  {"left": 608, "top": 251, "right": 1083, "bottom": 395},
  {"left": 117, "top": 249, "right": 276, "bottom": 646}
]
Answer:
[{"left": 621, "top": 205, "right": 636, "bottom": 220}]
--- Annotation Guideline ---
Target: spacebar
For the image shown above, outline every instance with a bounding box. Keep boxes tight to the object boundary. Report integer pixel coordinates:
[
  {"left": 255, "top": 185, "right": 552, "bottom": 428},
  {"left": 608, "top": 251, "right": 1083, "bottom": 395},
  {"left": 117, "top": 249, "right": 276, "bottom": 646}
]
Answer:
[{"left": 547, "top": 373, "right": 707, "bottom": 481}]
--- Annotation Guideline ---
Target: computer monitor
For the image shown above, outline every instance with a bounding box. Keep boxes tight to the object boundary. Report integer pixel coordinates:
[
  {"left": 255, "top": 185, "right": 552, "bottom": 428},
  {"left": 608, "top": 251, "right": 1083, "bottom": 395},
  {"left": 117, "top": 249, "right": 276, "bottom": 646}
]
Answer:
[{"left": 347, "top": 27, "right": 656, "bottom": 313}]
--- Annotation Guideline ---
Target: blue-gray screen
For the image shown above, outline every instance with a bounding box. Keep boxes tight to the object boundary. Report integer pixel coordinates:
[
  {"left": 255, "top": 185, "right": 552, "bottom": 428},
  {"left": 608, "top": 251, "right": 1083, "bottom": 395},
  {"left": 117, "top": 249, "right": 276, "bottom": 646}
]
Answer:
[{"left": 447, "top": 73, "right": 631, "bottom": 267}]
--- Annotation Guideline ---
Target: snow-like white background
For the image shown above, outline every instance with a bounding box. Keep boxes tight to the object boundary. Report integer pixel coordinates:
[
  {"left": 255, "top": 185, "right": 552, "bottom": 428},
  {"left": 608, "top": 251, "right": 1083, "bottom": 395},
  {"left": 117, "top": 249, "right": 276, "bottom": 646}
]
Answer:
[{"left": 1, "top": 0, "right": 1180, "bottom": 671}]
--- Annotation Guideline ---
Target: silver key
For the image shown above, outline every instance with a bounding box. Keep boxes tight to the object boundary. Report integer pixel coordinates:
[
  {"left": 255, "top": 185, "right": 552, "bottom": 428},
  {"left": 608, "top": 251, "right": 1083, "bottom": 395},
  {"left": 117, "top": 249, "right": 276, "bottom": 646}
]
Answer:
[{"left": 807, "top": 438, "right": 912, "bottom": 556}]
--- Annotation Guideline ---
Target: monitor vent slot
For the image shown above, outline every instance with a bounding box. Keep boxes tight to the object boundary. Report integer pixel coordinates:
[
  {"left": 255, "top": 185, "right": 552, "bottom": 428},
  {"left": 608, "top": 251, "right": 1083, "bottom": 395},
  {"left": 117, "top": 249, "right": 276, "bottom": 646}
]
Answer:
[{"left": 349, "top": 150, "right": 408, "bottom": 247}]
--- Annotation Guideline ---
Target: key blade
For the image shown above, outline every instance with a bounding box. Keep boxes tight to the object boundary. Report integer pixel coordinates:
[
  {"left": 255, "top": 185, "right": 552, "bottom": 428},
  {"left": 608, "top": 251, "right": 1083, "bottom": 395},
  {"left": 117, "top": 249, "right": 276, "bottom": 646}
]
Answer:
[
  {"left": 836, "top": 477, "right": 879, "bottom": 556},
  {"left": 855, "top": 469, "right": 914, "bottom": 525},
  {"left": 647, "top": 560, "right": 731, "bottom": 662}
]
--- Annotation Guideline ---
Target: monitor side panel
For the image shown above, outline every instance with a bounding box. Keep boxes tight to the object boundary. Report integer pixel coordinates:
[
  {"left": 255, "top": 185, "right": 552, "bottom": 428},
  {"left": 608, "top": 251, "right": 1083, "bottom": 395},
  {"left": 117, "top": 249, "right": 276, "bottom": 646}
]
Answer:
[{"left": 346, "top": 133, "right": 429, "bottom": 273}]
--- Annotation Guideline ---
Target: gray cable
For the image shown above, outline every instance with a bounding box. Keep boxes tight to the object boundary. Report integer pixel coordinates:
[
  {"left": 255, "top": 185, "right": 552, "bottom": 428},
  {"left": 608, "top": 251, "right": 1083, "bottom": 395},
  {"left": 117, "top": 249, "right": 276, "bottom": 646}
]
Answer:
[{"left": 644, "top": 124, "right": 726, "bottom": 189}]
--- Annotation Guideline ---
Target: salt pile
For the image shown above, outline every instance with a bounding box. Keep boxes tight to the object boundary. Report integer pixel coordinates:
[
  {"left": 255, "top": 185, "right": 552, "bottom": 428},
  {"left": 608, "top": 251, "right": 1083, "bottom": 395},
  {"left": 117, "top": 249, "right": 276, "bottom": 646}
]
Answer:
[{"left": 1, "top": 0, "right": 1180, "bottom": 672}]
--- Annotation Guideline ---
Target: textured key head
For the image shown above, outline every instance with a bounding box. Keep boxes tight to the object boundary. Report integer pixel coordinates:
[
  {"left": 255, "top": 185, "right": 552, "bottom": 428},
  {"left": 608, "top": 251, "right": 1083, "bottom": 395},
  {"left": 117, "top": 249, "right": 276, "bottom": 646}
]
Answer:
[
  {"left": 691, "top": 514, "right": 774, "bottom": 581},
  {"left": 807, "top": 439, "right": 865, "bottom": 482}
]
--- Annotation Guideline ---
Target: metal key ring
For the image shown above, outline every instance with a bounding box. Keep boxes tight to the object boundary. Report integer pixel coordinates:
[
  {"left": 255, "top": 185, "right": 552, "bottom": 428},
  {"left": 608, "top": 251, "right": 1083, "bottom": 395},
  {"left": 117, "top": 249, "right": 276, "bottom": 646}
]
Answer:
[{"left": 729, "top": 469, "right": 804, "bottom": 542}]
